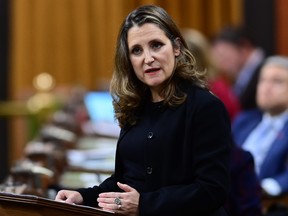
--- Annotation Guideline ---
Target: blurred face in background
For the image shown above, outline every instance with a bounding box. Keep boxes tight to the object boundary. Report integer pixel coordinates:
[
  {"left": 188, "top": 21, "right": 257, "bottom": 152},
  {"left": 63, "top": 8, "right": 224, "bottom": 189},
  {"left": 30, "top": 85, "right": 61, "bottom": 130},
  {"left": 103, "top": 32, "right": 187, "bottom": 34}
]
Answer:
[
  {"left": 211, "top": 41, "right": 244, "bottom": 83},
  {"left": 257, "top": 64, "right": 288, "bottom": 115}
]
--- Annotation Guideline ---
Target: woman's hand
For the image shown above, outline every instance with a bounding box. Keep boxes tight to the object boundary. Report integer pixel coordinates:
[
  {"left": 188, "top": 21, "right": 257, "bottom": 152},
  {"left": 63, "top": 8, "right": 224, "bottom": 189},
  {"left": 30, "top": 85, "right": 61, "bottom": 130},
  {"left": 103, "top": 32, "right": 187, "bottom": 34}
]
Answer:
[
  {"left": 55, "top": 190, "right": 84, "bottom": 205},
  {"left": 97, "top": 182, "right": 140, "bottom": 216}
]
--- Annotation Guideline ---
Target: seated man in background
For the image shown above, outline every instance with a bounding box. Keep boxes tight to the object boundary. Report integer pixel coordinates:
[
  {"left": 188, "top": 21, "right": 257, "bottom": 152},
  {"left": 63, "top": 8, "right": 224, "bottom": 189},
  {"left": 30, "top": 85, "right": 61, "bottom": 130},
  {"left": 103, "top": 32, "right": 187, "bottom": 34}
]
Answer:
[
  {"left": 181, "top": 28, "right": 241, "bottom": 121},
  {"left": 232, "top": 55, "right": 288, "bottom": 196}
]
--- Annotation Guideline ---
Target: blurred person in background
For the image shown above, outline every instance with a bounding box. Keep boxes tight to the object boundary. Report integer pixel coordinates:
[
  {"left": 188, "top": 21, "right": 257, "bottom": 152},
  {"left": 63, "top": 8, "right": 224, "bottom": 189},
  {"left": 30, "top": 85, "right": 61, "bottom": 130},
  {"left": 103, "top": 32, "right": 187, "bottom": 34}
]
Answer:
[
  {"left": 211, "top": 26, "right": 266, "bottom": 111},
  {"left": 232, "top": 56, "right": 288, "bottom": 197},
  {"left": 182, "top": 28, "right": 241, "bottom": 121},
  {"left": 183, "top": 28, "right": 262, "bottom": 216}
]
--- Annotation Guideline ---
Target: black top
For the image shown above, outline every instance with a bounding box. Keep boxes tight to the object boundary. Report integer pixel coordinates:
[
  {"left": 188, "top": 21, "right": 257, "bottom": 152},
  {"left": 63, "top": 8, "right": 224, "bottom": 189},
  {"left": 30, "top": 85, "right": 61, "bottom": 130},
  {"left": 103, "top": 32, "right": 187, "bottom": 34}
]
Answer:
[
  {"left": 119, "top": 101, "right": 164, "bottom": 192},
  {"left": 78, "top": 84, "right": 232, "bottom": 216}
]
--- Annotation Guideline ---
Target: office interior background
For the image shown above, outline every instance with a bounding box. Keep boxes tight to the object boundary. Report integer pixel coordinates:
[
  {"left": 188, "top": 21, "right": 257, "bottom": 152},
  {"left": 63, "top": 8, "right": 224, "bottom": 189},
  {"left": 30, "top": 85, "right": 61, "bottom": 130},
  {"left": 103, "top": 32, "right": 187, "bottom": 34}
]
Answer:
[{"left": 0, "top": 0, "right": 288, "bottom": 183}]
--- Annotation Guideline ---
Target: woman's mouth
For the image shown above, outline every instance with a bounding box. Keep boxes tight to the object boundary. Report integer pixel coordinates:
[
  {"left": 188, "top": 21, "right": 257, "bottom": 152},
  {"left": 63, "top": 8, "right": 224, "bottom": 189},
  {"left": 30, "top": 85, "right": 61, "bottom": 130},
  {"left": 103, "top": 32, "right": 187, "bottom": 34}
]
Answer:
[{"left": 145, "top": 68, "right": 160, "bottom": 73}]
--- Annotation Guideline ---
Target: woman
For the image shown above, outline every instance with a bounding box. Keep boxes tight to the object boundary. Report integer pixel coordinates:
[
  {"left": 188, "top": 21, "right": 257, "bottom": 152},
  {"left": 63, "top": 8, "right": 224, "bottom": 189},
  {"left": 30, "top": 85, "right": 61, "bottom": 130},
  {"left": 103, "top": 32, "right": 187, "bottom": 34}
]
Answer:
[{"left": 55, "top": 5, "right": 232, "bottom": 216}]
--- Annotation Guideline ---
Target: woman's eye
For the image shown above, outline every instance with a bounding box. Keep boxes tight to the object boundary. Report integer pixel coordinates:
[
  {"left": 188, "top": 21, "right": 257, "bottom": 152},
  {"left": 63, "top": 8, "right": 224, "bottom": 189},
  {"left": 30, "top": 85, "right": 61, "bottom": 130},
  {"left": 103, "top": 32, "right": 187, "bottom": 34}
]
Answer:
[
  {"left": 131, "top": 47, "right": 142, "bottom": 55},
  {"left": 152, "top": 42, "right": 163, "bottom": 49}
]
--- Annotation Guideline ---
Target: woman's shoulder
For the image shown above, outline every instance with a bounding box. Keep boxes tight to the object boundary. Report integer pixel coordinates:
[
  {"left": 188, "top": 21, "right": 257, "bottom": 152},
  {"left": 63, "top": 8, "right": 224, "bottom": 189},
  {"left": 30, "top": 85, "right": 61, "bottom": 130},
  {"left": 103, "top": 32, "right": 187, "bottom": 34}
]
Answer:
[
  {"left": 186, "top": 84, "right": 224, "bottom": 106},
  {"left": 183, "top": 85, "right": 230, "bottom": 121}
]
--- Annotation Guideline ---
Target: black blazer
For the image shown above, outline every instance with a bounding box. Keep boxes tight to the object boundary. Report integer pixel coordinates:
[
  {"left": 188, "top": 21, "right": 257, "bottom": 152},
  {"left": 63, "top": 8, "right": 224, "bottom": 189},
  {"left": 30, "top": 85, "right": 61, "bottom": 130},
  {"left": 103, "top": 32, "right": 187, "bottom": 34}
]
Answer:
[{"left": 78, "top": 85, "right": 232, "bottom": 216}]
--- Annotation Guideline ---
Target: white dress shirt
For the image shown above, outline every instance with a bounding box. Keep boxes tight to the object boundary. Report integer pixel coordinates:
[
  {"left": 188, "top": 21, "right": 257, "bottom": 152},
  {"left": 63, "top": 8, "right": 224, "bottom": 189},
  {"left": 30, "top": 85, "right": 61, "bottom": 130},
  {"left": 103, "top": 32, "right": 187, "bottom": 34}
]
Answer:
[{"left": 242, "top": 110, "right": 288, "bottom": 195}]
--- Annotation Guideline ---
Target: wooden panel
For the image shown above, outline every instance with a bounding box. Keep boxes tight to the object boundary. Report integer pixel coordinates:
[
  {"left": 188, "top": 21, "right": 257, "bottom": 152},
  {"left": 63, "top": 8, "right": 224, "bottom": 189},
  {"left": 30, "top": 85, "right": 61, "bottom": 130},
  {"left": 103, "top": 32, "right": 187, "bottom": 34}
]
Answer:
[
  {"left": 49, "top": 0, "right": 74, "bottom": 85},
  {"left": 275, "top": 0, "right": 288, "bottom": 55},
  {"left": 181, "top": 0, "right": 203, "bottom": 29},
  {"left": 9, "top": 0, "right": 244, "bottom": 96},
  {"left": 9, "top": 0, "right": 34, "bottom": 97}
]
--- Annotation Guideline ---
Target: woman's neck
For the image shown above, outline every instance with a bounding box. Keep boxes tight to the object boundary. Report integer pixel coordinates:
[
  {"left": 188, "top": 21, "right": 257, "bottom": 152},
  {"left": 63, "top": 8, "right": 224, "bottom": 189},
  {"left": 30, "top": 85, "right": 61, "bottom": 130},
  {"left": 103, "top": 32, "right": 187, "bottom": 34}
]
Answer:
[{"left": 151, "top": 92, "right": 163, "bottom": 102}]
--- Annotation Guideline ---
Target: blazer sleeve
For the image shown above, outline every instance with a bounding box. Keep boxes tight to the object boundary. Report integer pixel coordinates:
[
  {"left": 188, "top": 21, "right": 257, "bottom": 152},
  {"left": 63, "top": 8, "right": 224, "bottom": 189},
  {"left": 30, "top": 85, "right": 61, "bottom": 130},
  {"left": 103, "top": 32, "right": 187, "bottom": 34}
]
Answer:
[{"left": 77, "top": 174, "right": 119, "bottom": 207}]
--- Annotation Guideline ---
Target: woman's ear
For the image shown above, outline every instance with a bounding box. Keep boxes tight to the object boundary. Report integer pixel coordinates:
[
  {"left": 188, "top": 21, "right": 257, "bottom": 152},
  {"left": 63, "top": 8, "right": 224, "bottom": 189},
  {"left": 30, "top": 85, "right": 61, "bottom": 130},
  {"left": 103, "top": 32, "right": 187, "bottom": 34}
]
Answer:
[{"left": 174, "top": 37, "right": 181, "bottom": 56}]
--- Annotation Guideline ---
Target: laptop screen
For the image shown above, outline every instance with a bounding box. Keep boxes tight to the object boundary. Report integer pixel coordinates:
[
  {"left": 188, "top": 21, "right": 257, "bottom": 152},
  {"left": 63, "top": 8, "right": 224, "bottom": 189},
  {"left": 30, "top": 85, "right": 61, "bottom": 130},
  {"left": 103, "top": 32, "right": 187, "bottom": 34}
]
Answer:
[{"left": 83, "top": 91, "right": 120, "bottom": 137}]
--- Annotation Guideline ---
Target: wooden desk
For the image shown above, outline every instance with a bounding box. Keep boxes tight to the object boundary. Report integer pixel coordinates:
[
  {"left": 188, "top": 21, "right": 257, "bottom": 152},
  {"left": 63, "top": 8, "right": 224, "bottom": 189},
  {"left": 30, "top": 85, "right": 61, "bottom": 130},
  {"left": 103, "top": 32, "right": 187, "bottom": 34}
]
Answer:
[
  {"left": 0, "top": 192, "right": 114, "bottom": 216},
  {"left": 59, "top": 136, "right": 116, "bottom": 188},
  {"left": 262, "top": 193, "right": 288, "bottom": 213}
]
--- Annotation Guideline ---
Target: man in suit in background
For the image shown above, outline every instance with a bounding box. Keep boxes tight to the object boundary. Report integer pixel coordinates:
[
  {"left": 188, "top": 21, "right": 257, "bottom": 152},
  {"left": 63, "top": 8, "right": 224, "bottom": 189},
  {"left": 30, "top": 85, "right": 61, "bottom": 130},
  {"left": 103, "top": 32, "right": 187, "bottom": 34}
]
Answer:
[
  {"left": 211, "top": 26, "right": 266, "bottom": 111},
  {"left": 232, "top": 56, "right": 288, "bottom": 196}
]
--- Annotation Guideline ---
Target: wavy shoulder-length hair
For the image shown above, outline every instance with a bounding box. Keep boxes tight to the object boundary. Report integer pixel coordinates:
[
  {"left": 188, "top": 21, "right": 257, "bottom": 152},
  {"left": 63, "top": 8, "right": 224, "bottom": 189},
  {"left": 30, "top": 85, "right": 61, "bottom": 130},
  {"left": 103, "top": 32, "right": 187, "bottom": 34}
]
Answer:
[{"left": 110, "top": 5, "right": 207, "bottom": 127}]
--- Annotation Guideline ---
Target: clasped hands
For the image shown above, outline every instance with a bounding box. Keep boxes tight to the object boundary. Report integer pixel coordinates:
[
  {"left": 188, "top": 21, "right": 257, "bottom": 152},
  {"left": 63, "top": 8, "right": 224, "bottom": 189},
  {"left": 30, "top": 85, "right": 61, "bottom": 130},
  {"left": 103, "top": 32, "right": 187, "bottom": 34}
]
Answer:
[{"left": 55, "top": 182, "right": 140, "bottom": 216}]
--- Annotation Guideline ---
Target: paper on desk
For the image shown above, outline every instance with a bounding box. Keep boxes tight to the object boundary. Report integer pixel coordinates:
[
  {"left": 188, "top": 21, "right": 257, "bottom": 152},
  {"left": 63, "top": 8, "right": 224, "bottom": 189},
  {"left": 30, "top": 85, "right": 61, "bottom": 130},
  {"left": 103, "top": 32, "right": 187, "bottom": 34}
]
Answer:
[{"left": 67, "top": 147, "right": 115, "bottom": 162}]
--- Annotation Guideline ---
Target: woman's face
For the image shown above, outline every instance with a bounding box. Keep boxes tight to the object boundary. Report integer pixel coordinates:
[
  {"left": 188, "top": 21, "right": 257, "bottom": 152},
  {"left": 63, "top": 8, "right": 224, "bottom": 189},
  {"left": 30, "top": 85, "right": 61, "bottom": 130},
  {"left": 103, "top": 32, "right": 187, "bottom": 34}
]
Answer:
[{"left": 127, "top": 23, "right": 180, "bottom": 100}]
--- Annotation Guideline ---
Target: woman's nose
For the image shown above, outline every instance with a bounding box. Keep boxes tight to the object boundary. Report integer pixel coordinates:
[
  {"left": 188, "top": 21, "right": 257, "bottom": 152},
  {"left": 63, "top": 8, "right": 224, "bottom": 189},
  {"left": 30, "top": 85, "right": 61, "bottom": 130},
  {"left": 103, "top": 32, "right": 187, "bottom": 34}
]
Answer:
[{"left": 144, "top": 51, "right": 154, "bottom": 64}]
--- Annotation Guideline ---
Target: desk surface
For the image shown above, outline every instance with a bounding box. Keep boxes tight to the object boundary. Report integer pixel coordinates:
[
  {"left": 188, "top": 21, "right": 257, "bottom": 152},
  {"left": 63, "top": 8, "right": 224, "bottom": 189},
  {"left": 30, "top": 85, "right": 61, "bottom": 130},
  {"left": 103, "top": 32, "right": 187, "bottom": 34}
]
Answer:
[
  {"left": 60, "top": 136, "right": 117, "bottom": 188},
  {"left": 0, "top": 192, "right": 114, "bottom": 216}
]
